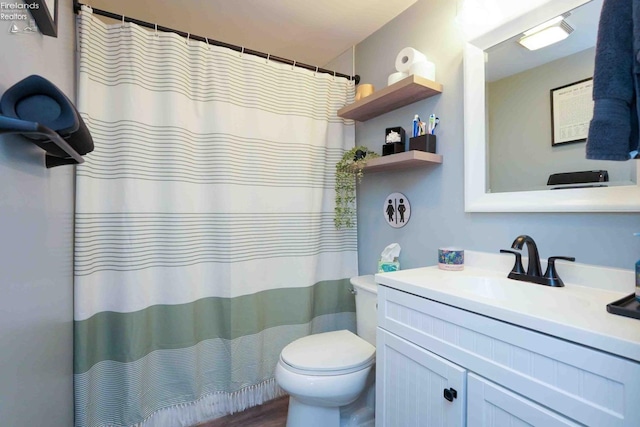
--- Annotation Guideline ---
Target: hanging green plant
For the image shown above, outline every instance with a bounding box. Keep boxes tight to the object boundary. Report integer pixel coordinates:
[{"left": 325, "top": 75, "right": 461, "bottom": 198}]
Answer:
[{"left": 334, "top": 146, "right": 379, "bottom": 229}]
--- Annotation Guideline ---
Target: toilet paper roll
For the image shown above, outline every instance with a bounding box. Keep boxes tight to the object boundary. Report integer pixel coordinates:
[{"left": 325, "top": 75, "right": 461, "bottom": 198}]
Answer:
[
  {"left": 387, "top": 71, "right": 408, "bottom": 86},
  {"left": 409, "top": 60, "right": 436, "bottom": 81},
  {"left": 395, "top": 47, "right": 427, "bottom": 73}
]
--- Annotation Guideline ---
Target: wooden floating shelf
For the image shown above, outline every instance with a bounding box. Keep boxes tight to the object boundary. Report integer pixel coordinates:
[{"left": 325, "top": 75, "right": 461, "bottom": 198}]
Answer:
[
  {"left": 362, "top": 150, "right": 443, "bottom": 173},
  {"left": 337, "top": 75, "right": 443, "bottom": 122}
]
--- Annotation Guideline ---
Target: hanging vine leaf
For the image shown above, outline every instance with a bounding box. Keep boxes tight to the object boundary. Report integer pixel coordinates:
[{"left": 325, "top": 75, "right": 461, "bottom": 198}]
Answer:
[{"left": 334, "top": 146, "right": 379, "bottom": 229}]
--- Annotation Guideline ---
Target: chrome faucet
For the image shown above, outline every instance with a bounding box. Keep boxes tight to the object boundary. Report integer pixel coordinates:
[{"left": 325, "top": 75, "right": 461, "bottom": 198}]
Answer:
[{"left": 500, "top": 235, "right": 575, "bottom": 287}]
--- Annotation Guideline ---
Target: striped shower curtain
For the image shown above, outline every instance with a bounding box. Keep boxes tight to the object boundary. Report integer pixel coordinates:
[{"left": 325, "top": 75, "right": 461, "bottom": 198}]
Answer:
[{"left": 74, "top": 7, "right": 357, "bottom": 427}]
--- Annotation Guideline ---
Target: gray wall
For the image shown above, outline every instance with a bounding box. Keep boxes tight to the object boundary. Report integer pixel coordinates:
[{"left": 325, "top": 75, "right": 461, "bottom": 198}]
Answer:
[
  {"left": 354, "top": 0, "right": 640, "bottom": 273},
  {"left": 488, "top": 47, "right": 633, "bottom": 192},
  {"left": 0, "top": 1, "right": 75, "bottom": 425},
  {"left": 323, "top": 47, "right": 354, "bottom": 76}
]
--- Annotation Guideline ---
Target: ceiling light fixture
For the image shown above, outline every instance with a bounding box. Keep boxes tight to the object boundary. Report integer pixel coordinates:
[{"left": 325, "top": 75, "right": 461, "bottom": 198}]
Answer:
[{"left": 518, "top": 15, "right": 574, "bottom": 51}]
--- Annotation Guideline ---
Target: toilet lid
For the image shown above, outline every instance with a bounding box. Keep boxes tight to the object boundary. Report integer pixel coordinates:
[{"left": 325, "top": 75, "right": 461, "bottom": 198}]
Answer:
[{"left": 281, "top": 330, "right": 375, "bottom": 373}]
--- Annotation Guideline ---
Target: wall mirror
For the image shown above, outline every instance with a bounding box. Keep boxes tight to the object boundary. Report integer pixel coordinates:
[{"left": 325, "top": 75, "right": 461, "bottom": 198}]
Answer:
[{"left": 463, "top": 0, "right": 640, "bottom": 212}]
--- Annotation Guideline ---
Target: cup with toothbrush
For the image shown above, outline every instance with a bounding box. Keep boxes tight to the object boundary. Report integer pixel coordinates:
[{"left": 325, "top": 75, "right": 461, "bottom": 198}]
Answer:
[{"left": 409, "top": 112, "right": 439, "bottom": 153}]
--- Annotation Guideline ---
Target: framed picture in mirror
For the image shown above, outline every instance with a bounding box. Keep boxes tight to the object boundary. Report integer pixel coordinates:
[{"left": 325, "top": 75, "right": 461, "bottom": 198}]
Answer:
[
  {"left": 550, "top": 78, "right": 593, "bottom": 146},
  {"left": 29, "top": 0, "right": 58, "bottom": 37}
]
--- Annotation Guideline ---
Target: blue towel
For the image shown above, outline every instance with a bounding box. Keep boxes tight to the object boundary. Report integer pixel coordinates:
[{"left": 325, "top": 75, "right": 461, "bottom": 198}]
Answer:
[{"left": 586, "top": 0, "right": 640, "bottom": 160}]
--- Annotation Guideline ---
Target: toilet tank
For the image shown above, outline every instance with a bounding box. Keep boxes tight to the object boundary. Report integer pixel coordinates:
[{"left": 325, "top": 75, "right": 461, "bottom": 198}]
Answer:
[{"left": 350, "top": 275, "right": 378, "bottom": 347}]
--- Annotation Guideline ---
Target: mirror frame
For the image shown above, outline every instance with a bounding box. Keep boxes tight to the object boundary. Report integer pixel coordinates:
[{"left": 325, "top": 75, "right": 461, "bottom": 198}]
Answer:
[
  {"left": 30, "top": 0, "right": 58, "bottom": 37},
  {"left": 463, "top": 0, "right": 640, "bottom": 212}
]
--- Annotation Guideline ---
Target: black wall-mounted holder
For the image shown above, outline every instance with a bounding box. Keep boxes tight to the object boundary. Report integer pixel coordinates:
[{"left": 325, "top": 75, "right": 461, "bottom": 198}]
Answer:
[
  {"left": 0, "top": 116, "right": 84, "bottom": 166},
  {"left": 0, "top": 75, "right": 93, "bottom": 167}
]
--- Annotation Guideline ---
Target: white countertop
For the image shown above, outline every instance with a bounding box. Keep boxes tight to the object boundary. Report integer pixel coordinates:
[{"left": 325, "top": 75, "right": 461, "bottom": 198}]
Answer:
[{"left": 374, "top": 251, "right": 640, "bottom": 362}]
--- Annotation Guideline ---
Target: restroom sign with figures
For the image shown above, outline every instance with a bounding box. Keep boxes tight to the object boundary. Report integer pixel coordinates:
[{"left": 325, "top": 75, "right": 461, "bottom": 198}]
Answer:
[{"left": 383, "top": 192, "right": 410, "bottom": 228}]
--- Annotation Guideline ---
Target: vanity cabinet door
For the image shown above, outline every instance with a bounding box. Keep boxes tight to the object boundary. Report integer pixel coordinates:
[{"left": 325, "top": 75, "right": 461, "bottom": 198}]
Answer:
[
  {"left": 376, "top": 328, "right": 466, "bottom": 427},
  {"left": 467, "top": 373, "right": 580, "bottom": 427}
]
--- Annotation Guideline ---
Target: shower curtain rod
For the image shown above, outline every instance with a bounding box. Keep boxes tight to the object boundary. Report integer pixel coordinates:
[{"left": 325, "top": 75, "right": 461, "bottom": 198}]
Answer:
[{"left": 73, "top": 1, "right": 360, "bottom": 84}]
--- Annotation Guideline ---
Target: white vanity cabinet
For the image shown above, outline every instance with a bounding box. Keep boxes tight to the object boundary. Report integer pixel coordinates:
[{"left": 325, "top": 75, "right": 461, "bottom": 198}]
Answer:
[
  {"left": 466, "top": 374, "right": 580, "bottom": 427},
  {"left": 377, "top": 328, "right": 466, "bottom": 426},
  {"left": 376, "top": 285, "right": 640, "bottom": 427}
]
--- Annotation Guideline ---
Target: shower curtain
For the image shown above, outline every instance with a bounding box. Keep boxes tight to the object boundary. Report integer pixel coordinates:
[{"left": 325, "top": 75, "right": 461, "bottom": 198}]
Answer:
[{"left": 74, "top": 7, "right": 357, "bottom": 427}]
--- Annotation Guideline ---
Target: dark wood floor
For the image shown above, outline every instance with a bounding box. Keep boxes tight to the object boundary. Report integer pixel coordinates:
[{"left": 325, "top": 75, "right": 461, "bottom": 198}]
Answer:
[{"left": 197, "top": 396, "right": 289, "bottom": 427}]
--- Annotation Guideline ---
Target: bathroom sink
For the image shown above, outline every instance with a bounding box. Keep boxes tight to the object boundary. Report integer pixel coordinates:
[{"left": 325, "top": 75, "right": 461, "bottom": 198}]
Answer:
[
  {"left": 439, "top": 274, "right": 593, "bottom": 310},
  {"left": 440, "top": 276, "right": 514, "bottom": 301},
  {"left": 443, "top": 276, "right": 593, "bottom": 310}
]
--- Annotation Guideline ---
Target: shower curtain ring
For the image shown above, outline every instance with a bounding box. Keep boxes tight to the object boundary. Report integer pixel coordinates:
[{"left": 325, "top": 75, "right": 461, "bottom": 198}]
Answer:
[
  {"left": 239, "top": 46, "right": 244, "bottom": 57},
  {"left": 205, "top": 37, "right": 210, "bottom": 50},
  {"left": 266, "top": 53, "right": 270, "bottom": 64},
  {"left": 186, "top": 33, "right": 190, "bottom": 45},
  {"left": 333, "top": 70, "right": 336, "bottom": 80},
  {"left": 121, "top": 14, "right": 125, "bottom": 28},
  {"left": 292, "top": 60, "right": 296, "bottom": 70},
  {"left": 315, "top": 66, "right": 319, "bottom": 76}
]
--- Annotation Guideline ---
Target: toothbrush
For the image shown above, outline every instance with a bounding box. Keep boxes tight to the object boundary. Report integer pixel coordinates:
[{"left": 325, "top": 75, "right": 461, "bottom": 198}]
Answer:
[{"left": 428, "top": 114, "right": 440, "bottom": 134}]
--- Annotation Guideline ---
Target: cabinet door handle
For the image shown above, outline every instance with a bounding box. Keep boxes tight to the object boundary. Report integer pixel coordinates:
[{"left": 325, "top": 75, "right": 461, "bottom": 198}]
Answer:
[{"left": 443, "top": 387, "right": 457, "bottom": 402}]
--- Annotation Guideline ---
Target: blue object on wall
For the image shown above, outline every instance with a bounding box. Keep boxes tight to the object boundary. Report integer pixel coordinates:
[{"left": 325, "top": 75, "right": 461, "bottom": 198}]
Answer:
[{"left": 0, "top": 75, "right": 93, "bottom": 167}]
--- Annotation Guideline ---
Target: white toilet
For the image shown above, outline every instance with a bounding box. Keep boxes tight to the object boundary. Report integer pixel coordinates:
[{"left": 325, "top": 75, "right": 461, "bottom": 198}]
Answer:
[{"left": 275, "top": 275, "right": 378, "bottom": 427}]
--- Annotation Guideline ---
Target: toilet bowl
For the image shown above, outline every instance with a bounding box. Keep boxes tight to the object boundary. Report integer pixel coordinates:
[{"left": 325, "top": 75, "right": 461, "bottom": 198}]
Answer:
[{"left": 275, "top": 275, "right": 378, "bottom": 427}]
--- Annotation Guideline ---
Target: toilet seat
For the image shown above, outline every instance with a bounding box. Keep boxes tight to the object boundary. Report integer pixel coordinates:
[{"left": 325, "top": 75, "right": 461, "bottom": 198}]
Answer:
[{"left": 280, "top": 330, "right": 375, "bottom": 376}]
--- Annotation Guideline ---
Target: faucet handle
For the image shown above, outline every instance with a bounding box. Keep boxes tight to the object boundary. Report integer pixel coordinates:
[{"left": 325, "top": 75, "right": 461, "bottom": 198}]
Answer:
[
  {"left": 500, "top": 249, "right": 525, "bottom": 275},
  {"left": 543, "top": 256, "right": 576, "bottom": 287}
]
